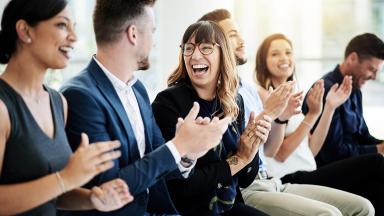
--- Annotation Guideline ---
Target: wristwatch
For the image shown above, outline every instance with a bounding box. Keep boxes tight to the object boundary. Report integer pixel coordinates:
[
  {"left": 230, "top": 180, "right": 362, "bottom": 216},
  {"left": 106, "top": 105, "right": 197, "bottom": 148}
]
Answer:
[{"left": 274, "top": 118, "right": 289, "bottom": 124}]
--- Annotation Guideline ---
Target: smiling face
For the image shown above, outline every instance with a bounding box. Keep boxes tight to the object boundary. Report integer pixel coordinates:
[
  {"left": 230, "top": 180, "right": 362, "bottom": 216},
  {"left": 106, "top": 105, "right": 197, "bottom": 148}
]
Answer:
[
  {"left": 218, "top": 18, "right": 246, "bottom": 65},
  {"left": 27, "top": 5, "right": 77, "bottom": 69},
  {"left": 266, "top": 39, "right": 295, "bottom": 84},
  {"left": 348, "top": 54, "right": 383, "bottom": 89},
  {"left": 184, "top": 36, "right": 221, "bottom": 95}
]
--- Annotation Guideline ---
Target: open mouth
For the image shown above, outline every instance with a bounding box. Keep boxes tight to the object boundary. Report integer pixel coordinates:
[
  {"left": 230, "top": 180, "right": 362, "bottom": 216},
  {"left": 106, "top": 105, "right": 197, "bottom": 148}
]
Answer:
[
  {"left": 278, "top": 63, "right": 290, "bottom": 71},
  {"left": 59, "top": 46, "right": 73, "bottom": 59},
  {"left": 192, "top": 64, "right": 209, "bottom": 74}
]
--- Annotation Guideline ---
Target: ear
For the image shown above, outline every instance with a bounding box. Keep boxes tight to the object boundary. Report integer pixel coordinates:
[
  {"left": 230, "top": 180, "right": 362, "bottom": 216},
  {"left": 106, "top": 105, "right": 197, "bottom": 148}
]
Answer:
[
  {"left": 348, "top": 52, "right": 359, "bottom": 64},
  {"left": 15, "top": 19, "right": 32, "bottom": 44},
  {"left": 126, "top": 24, "right": 137, "bottom": 46}
]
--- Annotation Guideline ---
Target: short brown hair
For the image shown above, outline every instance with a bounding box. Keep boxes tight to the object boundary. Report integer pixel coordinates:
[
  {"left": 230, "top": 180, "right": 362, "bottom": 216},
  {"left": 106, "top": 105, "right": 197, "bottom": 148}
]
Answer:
[
  {"left": 198, "top": 9, "right": 231, "bottom": 22},
  {"left": 344, "top": 33, "right": 384, "bottom": 60},
  {"left": 93, "top": 0, "right": 156, "bottom": 45}
]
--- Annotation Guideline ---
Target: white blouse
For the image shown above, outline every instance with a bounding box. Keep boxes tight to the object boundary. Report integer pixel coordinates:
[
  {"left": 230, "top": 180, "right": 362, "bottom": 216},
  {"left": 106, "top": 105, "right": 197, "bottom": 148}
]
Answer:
[{"left": 265, "top": 113, "right": 317, "bottom": 179}]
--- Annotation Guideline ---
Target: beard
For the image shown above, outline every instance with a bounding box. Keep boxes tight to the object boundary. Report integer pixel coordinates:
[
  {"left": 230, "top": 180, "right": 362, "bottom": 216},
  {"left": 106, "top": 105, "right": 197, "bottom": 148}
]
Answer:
[
  {"left": 235, "top": 55, "right": 247, "bottom": 66},
  {"left": 137, "top": 57, "right": 150, "bottom": 70}
]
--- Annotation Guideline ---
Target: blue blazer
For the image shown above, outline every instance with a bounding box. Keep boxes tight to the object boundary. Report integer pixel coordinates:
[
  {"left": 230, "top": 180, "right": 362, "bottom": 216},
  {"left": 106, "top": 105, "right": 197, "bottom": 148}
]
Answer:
[{"left": 59, "top": 59, "right": 179, "bottom": 216}]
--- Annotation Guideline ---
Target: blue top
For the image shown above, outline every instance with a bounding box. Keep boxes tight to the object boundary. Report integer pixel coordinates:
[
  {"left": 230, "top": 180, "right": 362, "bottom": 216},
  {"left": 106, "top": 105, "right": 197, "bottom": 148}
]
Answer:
[
  {"left": 302, "top": 65, "right": 382, "bottom": 167},
  {"left": 238, "top": 79, "right": 267, "bottom": 172}
]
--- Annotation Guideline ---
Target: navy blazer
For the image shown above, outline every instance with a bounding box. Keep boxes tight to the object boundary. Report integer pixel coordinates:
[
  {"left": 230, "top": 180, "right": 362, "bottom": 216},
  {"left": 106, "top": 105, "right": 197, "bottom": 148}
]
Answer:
[{"left": 59, "top": 59, "right": 178, "bottom": 216}]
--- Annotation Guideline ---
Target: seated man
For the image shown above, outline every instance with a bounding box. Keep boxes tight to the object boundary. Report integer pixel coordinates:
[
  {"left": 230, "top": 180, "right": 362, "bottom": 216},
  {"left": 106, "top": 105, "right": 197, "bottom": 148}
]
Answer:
[
  {"left": 303, "top": 33, "right": 384, "bottom": 166},
  {"left": 59, "top": 1, "right": 230, "bottom": 215}
]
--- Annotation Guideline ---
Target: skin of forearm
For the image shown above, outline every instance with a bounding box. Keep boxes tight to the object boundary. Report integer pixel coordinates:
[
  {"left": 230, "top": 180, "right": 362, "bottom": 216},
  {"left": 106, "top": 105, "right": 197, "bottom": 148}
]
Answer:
[
  {"left": 57, "top": 188, "right": 93, "bottom": 210},
  {"left": 226, "top": 155, "right": 247, "bottom": 176},
  {"left": 0, "top": 173, "right": 64, "bottom": 215},
  {"left": 275, "top": 113, "right": 319, "bottom": 162},
  {"left": 263, "top": 122, "right": 285, "bottom": 157},
  {"left": 227, "top": 139, "right": 261, "bottom": 175},
  {"left": 309, "top": 103, "right": 335, "bottom": 156}
]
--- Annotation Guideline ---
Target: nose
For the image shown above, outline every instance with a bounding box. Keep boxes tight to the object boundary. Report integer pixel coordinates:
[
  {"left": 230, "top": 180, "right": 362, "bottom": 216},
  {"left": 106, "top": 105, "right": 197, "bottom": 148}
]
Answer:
[
  {"left": 238, "top": 33, "right": 245, "bottom": 45},
  {"left": 191, "top": 46, "right": 203, "bottom": 59},
  {"left": 371, "top": 71, "right": 377, "bottom": 80},
  {"left": 68, "top": 27, "right": 77, "bottom": 43}
]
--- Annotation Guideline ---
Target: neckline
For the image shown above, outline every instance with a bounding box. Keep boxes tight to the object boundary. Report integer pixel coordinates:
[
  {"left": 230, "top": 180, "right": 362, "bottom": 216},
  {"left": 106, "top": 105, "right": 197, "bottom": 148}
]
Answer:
[{"left": 0, "top": 79, "right": 58, "bottom": 141}]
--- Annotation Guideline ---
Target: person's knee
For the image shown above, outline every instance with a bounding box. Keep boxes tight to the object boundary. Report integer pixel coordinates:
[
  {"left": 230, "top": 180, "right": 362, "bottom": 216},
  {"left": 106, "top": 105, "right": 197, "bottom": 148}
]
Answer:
[
  {"left": 353, "top": 197, "right": 375, "bottom": 216},
  {"left": 318, "top": 205, "right": 343, "bottom": 216}
]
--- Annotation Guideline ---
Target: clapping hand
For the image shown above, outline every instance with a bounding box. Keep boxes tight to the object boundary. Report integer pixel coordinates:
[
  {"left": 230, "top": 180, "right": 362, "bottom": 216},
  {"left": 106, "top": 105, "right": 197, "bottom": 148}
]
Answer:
[
  {"left": 60, "top": 133, "right": 122, "bottom": 192},
  {"left": 172, "top": 102, "right": 230, "bottom": 156},
  {"left": 264, "top": 81, "right": 295, "bottom": 119},
  {"left": 306, "top": 79, "right": 325, "bottom": 116},
  {"left": 236, "top": 112, "right": 271, "bottom": 164},
  {"left": 91, "top": 179, "right": 133, "bottom": 212},
  {"left": 279, "top": 91, "right": 303, "bottom": 121},
  {"left": 325, "top": 76, "right": 352, "bottom": 109}
]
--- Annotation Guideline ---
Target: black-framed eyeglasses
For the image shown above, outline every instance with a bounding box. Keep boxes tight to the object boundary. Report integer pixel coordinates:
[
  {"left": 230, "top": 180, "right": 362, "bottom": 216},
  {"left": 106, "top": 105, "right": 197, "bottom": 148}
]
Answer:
[{"left": 180, "top": 42, "right": 220, "bottom": 56}]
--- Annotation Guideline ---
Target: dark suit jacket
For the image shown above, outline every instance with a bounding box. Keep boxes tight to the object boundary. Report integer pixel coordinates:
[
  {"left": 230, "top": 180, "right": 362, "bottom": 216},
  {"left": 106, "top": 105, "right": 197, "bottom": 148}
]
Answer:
[{"left": 59, "top": 58, "right": 179, "bottom": 216}]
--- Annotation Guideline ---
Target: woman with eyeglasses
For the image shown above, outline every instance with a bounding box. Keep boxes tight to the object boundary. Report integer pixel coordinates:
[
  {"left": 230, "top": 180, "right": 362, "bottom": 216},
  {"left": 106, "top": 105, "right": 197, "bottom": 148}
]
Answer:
[
  {"left": 152, "top": 21, "right": 271, "bottom": 216},
  {"left": 0, "top": 0, "right": 133, "bottom": 215}
]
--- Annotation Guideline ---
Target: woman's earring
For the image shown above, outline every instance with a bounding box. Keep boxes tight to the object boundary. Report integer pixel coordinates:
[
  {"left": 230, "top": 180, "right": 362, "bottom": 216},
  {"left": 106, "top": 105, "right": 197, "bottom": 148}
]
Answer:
[{"left": 26, "top": 38, "right": 31, "bottom": 43}]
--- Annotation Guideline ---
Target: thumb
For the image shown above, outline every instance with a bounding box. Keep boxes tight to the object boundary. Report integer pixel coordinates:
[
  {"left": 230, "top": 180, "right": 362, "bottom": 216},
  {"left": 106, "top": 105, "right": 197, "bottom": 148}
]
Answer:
[
  {"left": 268, "top": 86, "right": 273, "bottom": 96},
  {"left": 91, "top": 186, "right": 104, "bottom": 197},
  {"left": 248, "top": 111, "right": 256, "bottom": 126},
  {"left": 79, "top": 133, "right": 89, "bottom": 148},
  {"left": 184, "top": 102, "right": 200, "bottom": 122}
]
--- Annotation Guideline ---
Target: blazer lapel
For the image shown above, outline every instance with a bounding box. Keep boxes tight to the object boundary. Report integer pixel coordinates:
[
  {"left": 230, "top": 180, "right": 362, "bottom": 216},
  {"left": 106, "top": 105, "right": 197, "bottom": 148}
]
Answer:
[{"left": 87, "top": 59, "right": 141, "bottom": 161}]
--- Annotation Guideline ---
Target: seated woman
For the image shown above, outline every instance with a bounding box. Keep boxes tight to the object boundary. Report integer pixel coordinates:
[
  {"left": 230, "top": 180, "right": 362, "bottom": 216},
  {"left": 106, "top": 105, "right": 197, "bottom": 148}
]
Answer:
[
  {"left": 152, "top": 21, "right": 271, "bottom": 216},
  {"left": 0, "top": 0, "right": 132, "bottom": 215},
  {"left": 254, "top": 33, "right": 382, "bottom": 215}
]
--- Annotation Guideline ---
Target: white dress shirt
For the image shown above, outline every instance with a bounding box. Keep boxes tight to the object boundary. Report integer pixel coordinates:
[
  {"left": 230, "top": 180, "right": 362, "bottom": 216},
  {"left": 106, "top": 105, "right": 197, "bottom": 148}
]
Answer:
[{"left": 93, "top": 56, "right": 194, "bottom": 177}]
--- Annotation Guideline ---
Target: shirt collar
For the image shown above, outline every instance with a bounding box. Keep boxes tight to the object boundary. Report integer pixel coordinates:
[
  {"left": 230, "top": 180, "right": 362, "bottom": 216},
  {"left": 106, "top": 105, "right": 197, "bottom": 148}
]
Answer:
[
  {"left": 93, "top": 55, "right": 137, "bottom": 91},
  {"left": 332, "top": 64, "right": 344, "bottom": 83}
]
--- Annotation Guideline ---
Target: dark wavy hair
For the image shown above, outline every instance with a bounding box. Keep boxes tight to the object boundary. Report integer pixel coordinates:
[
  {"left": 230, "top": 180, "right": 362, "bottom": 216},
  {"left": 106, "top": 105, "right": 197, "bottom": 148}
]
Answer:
[{"left": 0, "top": 0, "right": 68, "bottom": 64}]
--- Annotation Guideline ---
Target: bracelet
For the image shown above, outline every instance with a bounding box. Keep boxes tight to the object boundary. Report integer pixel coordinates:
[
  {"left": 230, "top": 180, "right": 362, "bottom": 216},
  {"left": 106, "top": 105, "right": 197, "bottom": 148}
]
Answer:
[
  {"left": 55, "top": 172, "right": 67, "bottom": 194},
  {"left": 301, "top": 120, "right": 312, "bottom": 129},
  {"left": 274, "top": 118, "right": 288, "bottom": 124}
]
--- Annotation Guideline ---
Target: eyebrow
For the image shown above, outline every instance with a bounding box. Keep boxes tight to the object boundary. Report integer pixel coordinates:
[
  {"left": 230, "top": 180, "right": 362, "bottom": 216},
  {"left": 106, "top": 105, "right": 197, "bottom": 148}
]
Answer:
[{"left": 56, "top": 16, "right": 71, "bottom": 22}]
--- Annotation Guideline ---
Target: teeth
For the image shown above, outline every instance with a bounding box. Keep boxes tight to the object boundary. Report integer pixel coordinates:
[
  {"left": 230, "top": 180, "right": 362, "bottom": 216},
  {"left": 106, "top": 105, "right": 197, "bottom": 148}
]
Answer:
[
  {"left": 279, "top": 64, "right": 289, "bottom": 69},
  {"left": 192, "top": 64, "right": 208, "bottom": 69},
  {"left": 59, "top": 46, "right": 73, "bottom": 52}
]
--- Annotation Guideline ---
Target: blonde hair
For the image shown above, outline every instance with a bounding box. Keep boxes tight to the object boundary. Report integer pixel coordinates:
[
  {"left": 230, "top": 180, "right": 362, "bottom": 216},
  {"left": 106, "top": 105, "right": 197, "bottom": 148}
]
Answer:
[{"left": 168, "top": 21, "right": 239, "bottom": 120}]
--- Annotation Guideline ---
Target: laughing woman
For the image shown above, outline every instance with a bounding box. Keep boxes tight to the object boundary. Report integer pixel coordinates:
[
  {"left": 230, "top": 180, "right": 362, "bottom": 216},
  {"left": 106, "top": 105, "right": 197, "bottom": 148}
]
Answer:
[
  {"left": 0, "top": 0, "right": 132, "bottom": 215},
  {"left": 152, "top": 21, "right": 271, "bottom": 216}
]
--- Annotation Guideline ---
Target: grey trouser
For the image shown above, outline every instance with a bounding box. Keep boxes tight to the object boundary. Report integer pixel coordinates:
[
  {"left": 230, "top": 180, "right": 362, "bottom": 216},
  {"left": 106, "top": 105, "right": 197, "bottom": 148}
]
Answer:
[{"left": 241, "top": 178, "right": 374, "bottom": 216}]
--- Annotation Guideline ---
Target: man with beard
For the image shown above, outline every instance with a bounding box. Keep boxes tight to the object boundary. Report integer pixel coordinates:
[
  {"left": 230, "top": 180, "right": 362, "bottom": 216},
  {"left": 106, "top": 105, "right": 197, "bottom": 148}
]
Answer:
[
  {"left": 303, "top": 33, "right": 384, "bottom": 166},
  {"left": 59, "top": 1, "right": 231, "bottom": 215}
]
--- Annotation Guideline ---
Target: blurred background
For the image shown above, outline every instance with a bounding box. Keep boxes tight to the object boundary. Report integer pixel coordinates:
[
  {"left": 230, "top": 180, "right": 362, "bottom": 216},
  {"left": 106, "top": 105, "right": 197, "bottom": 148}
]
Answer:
[{"left": 0, "top": 0, "right": 383, "bottom": 138}]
